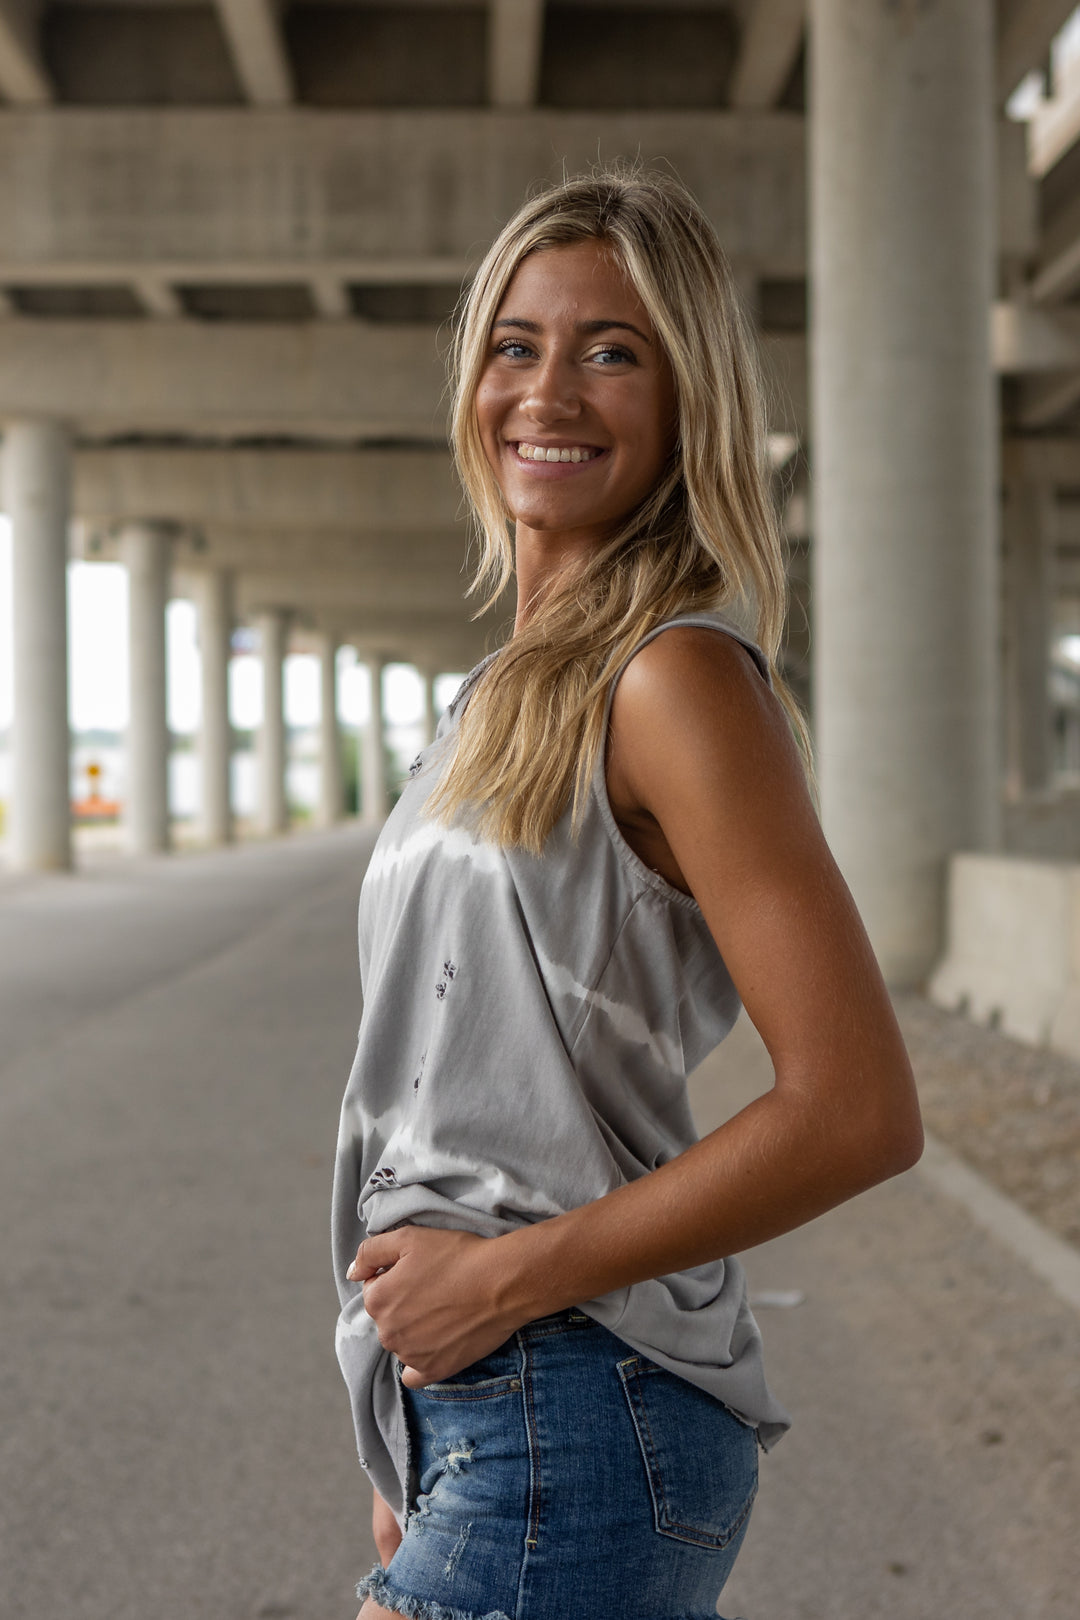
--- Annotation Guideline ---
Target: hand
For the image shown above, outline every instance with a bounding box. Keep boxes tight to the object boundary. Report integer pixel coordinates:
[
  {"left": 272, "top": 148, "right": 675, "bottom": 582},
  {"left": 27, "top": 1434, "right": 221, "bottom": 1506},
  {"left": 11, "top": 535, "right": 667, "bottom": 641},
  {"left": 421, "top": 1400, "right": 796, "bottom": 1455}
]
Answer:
[{"left": 346, "top": 1226, "right": 524, "bottom": 1388}]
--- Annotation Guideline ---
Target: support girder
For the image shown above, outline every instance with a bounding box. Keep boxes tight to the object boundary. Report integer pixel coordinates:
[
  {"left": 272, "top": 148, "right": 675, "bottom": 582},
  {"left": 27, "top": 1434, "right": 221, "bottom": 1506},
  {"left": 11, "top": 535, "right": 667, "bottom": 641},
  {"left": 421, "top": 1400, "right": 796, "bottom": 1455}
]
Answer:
[
  {"left": 0, "top": 320, "right": 447, "bottom": 439},
  {"left": 0, "top": 109, "right": 806, "bottom": 279},
  {"left": 0, "top": 0, "right": 52, "bottom": 105},
  {"left": 996, "top": 0, "right": 1080, "bottom": 105},
  {"left": 71, "top": 446, "right": 462, "bottom": 532},
  {"left": 83, "top": 525, "right": 472, "bottom": 588},
  {"left": 729, "top": 0, "right": 804, "bottom": 111}
]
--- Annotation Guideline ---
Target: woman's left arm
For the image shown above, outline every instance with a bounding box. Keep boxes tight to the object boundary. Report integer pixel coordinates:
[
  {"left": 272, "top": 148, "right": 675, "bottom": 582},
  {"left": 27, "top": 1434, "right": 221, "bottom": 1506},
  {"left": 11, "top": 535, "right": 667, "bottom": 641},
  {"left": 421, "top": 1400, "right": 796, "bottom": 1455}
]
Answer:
[{"left": 351, "top": 630, "right": 923, "bottom": 1386}]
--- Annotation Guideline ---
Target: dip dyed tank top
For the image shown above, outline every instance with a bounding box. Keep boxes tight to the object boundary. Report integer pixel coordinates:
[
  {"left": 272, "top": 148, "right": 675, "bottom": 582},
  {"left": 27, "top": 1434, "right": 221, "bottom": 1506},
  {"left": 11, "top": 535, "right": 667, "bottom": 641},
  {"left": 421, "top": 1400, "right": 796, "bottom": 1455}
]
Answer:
[{"left": 331, "top": 613, "right": 790, "bottom": 1518}]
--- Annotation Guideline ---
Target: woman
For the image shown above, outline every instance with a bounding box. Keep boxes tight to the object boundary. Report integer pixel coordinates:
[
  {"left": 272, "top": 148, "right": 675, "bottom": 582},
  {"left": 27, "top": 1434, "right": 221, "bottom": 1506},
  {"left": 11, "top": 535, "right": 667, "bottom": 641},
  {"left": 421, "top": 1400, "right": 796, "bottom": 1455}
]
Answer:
[{"left": 332, "top": 167, "right": 922, "bottom": 1620}]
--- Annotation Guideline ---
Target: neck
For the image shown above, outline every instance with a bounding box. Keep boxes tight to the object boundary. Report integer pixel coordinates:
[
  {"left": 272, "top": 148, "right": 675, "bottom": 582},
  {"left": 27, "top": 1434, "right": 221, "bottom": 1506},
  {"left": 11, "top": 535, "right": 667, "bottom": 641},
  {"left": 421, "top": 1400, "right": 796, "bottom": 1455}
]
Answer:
[{"left": 512, "top": 522, "right": 607, "bottom": 635}]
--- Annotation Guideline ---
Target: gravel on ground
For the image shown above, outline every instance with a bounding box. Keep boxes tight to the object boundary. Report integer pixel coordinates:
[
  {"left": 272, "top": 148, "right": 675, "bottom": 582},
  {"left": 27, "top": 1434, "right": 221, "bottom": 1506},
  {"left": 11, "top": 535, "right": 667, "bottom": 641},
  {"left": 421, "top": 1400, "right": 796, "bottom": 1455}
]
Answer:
[{"left": 894, "top": 993, "right": 1080, "bottom": 1253}]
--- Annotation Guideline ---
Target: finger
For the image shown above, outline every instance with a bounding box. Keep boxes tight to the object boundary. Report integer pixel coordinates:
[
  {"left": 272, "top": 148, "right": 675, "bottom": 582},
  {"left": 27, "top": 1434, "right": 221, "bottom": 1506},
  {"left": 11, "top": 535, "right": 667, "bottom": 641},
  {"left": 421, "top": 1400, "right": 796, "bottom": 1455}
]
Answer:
[
  {"left": 399, "top": 1365, "right": 429, "bottom": 1390},
  {"left": 345, "top": 1232, "right": 401, "bottom": 1282}
]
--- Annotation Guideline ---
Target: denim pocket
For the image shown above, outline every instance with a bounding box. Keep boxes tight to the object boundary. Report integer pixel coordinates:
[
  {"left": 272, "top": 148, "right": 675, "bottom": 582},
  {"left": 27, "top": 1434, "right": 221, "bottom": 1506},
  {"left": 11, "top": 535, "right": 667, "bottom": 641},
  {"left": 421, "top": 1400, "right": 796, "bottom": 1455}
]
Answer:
[
  {"left": 411, "top": 1344, "right": 523, "bottom": 1403},
  {"left": 617, "top": 1356, "right": 758, "bottom": 1550}
]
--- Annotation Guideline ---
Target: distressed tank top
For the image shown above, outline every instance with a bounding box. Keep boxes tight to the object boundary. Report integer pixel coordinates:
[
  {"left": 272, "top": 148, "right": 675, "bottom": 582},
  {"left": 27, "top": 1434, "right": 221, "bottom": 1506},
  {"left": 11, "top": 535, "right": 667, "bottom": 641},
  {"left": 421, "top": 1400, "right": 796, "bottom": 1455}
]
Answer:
[{"left": 331, "top": 613, "right": 791, "bottom": 1517}]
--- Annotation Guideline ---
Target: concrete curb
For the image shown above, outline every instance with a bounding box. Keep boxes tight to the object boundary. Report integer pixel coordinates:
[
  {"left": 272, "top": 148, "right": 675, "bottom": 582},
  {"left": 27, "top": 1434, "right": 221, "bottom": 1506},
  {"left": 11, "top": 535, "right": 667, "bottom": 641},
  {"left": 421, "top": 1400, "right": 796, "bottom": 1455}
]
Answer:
[{"left": 918, "top": 1129, "right": 1080, "bottom": 1313}]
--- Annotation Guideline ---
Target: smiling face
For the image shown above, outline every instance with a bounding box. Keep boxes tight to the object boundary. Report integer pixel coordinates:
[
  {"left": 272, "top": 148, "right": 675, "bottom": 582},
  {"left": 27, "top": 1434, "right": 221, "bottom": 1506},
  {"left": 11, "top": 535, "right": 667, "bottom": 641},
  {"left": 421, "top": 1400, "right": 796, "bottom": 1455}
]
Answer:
[{"left": 474, "top": 239, "right": 677, "bottom": 558}]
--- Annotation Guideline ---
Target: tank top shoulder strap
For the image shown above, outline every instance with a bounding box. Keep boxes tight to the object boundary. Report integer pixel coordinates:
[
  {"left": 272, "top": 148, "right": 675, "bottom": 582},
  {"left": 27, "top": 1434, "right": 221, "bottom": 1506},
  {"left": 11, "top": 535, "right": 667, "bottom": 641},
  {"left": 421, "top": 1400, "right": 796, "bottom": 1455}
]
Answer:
[
  {"left": 600, "top": 611, "right": 770, "bottom": 736},
  {"left": 588, "top": 612, "right": 770, "bottom": 900}
]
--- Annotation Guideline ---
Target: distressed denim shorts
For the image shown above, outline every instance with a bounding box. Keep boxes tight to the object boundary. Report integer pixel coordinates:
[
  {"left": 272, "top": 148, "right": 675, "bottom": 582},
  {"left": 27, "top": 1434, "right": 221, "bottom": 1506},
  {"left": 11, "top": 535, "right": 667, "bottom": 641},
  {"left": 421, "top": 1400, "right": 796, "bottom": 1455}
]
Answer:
[{"left": 356, "top": 1310, "right": 756, "bottom": 1620}]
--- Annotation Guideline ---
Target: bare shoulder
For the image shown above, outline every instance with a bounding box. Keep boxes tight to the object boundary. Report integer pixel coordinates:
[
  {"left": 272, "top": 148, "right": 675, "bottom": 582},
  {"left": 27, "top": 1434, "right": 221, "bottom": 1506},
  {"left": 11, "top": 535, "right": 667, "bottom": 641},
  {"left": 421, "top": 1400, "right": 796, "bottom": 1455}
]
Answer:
[{"left": 608, "top": 625, "right": 807, "bottom": 817}]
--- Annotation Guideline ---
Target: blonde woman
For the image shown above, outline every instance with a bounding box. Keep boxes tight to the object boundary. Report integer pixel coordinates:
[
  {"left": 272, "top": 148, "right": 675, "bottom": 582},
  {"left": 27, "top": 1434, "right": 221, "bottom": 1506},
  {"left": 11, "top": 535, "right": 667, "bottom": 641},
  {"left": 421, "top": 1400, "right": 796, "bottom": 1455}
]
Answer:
[{"left": 332, "top": 168, "right": 922, "bottom": 1620}]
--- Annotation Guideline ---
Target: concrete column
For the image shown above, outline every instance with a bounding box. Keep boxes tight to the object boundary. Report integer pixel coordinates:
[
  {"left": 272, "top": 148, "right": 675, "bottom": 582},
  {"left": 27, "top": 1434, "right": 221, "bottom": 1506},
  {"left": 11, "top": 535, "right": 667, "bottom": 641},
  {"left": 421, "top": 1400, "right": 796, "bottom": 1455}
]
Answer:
[
  {"left": 119, "top": 521, "right": 171, "bottom": 856},
  {"left": 361, "top": 656, "right": 390, "bottom": 823},
  {"left": 1003, "top": 481, "right": 1055, "bottom": 799},
  {"left": 255, "top": 607, "right": 288, "bottom": 835},
  {"left": 809, "top": 0, "right": 998, "bottom": 985},
  {"left": 194, "top": 569, "right": 234, "bottom": 845},
  {"left": 3, "top": 420, "right": 73, "bottom": 871},
  {"left": 315, "top": 631, "right": 344, "bottom": 827}
]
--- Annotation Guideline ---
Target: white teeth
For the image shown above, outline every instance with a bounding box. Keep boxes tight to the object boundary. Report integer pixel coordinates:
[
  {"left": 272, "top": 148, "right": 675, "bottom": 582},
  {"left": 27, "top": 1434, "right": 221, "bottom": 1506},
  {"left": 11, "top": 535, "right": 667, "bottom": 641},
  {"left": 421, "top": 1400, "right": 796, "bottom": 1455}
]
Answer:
[{"left": 518, "top": 443, "right": 596, "bottom": 463}]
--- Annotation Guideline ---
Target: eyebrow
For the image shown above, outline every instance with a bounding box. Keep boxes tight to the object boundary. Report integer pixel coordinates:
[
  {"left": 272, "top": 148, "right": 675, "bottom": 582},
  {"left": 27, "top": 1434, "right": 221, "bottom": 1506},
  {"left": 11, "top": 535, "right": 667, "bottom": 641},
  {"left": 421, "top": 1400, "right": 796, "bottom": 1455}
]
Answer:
[{"left": 493, "top": 317, "right": 653, "bottom": 345}]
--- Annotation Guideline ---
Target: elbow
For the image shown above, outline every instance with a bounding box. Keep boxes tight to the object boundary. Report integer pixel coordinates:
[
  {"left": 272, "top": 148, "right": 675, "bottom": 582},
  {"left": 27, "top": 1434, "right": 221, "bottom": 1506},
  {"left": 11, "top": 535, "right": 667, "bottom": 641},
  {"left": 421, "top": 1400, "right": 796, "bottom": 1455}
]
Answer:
[
  {"left": 857, "top": 1092, "right": 924, "bottom": 1185},
  {"left": 884, "top": 1112, "right": 924, "bottom": 1177}
]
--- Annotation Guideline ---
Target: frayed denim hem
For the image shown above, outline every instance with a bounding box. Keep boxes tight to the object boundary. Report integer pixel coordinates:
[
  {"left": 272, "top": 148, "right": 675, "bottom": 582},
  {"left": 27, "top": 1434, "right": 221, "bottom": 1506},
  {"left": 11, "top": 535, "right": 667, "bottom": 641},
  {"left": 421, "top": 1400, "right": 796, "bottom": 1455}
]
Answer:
[{"left": 355, "top": 1564, "right": 513, "bottom": 1620}]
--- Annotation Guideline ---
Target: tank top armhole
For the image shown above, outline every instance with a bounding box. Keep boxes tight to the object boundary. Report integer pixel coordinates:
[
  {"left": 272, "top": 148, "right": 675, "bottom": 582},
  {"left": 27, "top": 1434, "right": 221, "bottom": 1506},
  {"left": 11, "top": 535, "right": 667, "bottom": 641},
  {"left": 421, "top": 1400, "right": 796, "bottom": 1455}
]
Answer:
[{"left": 590, "top": 613, "right": 771, "bottom": 910}]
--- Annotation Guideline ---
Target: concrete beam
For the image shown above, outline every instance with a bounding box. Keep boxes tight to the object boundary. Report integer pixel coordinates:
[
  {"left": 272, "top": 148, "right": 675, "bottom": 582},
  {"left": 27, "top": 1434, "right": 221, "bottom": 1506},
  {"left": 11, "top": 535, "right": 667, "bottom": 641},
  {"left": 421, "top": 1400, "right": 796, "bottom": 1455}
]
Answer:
[
  {"left": 1031, "top": 228, "right": 1080, "bottom": 305},
  {"left": 729, "top": 0, "right": 804, "bottom": 111},
  {"left": 488, "top": 0, "right": 545, "bottom": 108},
  {"left": 131, "top": 275, "right": 184, "bottom": 320},
  {"left": 0, "top": 0, "right": 53, "bottom": 105},
  {"left": 996, "top": 0, "right": 1078, "bottom": 106},
  {"left": 214, "top": 0, "right": 293, "bottom": 106},
  {"left": 0, "top": 107, "right": 1036, "bottom": 296},
  {"left": 1015, "top": 369, "right": 1080, "bottom": 428},
  {"left": 71, "top": 447, "right": 462, "bottom": 532},
  {"left": 308, "top": 272, "right": 350, "bottom": 320},
  {"left": 1028, "top": 67, "right": 1080, "bottom": 177},
  {"left": 993, "top": 301, "right": 1080, "bottom": 371},
  {"left": 0, "top": 321, "right": 447, "bottom": 439},
  {"left": 0, "top": 259, "right": 469, "bottom": 291},
  {"left": 0, "top": 110, "right": 807, "bottom": 280},
  {"left": 231, "top": 564, "right": 477, "bottom": 621},
  {"left": 1004, "top": 435, "right": 1080, "bottom": 486},
  {"left": 257, "top": 603, "right": 492, "bottom": 672},
  {"left": 90, "top": 524, "right": 469, "bottom": 581}
]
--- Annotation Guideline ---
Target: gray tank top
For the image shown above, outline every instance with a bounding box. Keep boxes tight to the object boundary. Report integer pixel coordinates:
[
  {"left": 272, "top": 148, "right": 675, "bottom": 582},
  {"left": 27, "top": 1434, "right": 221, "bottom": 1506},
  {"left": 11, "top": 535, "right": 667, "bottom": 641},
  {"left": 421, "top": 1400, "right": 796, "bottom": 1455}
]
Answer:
[{"left": 331, "top": 612, "right": 790, "bottom": 1517}]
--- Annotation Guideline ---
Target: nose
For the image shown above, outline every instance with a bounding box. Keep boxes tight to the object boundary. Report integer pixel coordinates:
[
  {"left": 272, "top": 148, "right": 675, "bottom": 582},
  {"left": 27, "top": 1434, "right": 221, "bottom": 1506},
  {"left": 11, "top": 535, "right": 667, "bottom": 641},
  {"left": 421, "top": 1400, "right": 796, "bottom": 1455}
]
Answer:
[{"left": 520, "top": 355, "right": 582, "bottom": 424}]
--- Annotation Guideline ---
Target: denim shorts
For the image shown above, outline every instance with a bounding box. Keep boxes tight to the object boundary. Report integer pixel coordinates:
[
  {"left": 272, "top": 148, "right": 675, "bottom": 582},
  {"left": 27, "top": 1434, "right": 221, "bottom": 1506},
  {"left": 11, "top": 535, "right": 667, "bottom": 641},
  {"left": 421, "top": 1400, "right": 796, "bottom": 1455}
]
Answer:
[{"left": 357, "top": 1310, "right": 756, "bottom": 1620}]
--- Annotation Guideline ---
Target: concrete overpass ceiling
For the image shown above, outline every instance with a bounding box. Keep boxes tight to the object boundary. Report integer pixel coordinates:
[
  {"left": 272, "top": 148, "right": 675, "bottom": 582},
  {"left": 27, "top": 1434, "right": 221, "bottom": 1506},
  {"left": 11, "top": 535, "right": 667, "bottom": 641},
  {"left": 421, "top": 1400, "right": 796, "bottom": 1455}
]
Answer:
[
  {"left": 0, "top": 3, "right": 1075, "bottom": 440},
  {"left": 2, "top": 1, "right": 803, "bottom": 116}
]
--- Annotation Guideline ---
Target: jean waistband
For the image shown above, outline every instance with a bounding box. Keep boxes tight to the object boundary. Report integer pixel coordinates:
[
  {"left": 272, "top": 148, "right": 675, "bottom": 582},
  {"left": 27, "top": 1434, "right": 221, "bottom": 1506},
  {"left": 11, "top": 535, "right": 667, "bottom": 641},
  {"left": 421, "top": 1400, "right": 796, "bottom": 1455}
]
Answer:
[{"left": 517, "top": 1307, "right": 593, "bottom": 1344}]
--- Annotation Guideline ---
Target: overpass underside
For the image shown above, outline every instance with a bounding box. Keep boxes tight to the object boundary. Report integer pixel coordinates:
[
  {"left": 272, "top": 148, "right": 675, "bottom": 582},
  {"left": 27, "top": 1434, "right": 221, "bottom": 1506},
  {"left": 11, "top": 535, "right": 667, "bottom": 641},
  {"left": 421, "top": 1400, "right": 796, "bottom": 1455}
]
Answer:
[{"left": 1, "top": 0, "right": 1079, "bottom": 986}]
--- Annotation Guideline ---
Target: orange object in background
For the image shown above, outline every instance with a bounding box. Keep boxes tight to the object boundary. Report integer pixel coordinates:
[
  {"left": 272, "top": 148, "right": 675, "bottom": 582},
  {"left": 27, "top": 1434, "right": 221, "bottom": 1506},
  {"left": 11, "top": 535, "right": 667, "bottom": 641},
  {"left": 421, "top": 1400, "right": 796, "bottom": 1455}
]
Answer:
[{"left": 72, "top": 759, "right": 121, "bottom": 823}]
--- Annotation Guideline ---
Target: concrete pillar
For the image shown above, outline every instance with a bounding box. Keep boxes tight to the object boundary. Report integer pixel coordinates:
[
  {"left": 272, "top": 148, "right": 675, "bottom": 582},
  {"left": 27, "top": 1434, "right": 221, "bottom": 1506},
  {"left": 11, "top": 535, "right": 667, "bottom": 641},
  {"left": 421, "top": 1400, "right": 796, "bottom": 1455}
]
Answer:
[
  {"left": 315, "top": 631, "right": 344, "bottom": 827},
  {"left": 255, "top": 607, "right": 288, "bottom": 835},
  {"left": 1003, "top": 481, "right": 1055, "bottom": 799},
  {"left": 809, "top": 0, "right": 999, "bottom": 985},
  {"left": 119, "top": 521, "right": 171, "bottom": 856},
  {"left": 3, "top": 420, "right": 73, "bottom": 871},
  {"left": 361, "top": 655, "right": 390, "bottom": 823},
  {"left": 194, "top": 570, "right": 234, "bottom": 845}
]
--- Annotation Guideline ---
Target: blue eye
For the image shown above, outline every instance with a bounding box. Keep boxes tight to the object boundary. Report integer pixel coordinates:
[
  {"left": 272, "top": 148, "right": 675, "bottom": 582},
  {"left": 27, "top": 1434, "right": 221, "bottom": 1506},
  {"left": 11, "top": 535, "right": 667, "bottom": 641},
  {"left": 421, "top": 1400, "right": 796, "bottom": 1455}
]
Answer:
[
  {"left": 495, "top": 339, "right": 533, "bottom": 360},
  {"left": 593, "top": 345, "right": 636, "bottom": 365}
]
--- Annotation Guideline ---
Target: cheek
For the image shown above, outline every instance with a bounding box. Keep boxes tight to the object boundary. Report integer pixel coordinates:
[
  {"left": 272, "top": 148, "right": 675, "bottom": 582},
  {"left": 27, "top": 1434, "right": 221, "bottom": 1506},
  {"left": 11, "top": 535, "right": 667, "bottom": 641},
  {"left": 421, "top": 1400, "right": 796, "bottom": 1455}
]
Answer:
[{"left": 474, "top": 377, "right": 506, "bottom": 443}]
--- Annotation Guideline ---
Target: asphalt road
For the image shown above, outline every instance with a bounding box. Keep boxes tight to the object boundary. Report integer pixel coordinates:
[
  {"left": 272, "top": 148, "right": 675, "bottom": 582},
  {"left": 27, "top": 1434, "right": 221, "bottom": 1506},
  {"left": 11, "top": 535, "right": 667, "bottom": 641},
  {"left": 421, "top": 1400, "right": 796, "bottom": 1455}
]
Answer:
[{"left": 1, "top": 826, "right": 1077, "bottom": 1620}]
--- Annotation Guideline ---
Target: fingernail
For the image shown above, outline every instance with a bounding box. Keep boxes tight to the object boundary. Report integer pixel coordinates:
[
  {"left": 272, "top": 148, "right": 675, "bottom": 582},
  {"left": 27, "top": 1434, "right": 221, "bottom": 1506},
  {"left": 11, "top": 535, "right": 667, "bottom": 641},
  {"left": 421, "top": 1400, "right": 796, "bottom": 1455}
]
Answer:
[{"left": 346, "top": 1263, "right": 358, "bottom": 1281}]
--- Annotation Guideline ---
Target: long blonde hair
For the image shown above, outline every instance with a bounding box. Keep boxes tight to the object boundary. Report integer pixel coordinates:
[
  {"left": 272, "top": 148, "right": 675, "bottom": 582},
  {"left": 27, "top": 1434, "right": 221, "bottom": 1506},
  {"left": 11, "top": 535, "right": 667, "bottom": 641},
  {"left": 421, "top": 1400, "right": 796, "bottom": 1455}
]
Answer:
[{"left": 429, "top": 165, "right": 808, "bottom": 852}]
